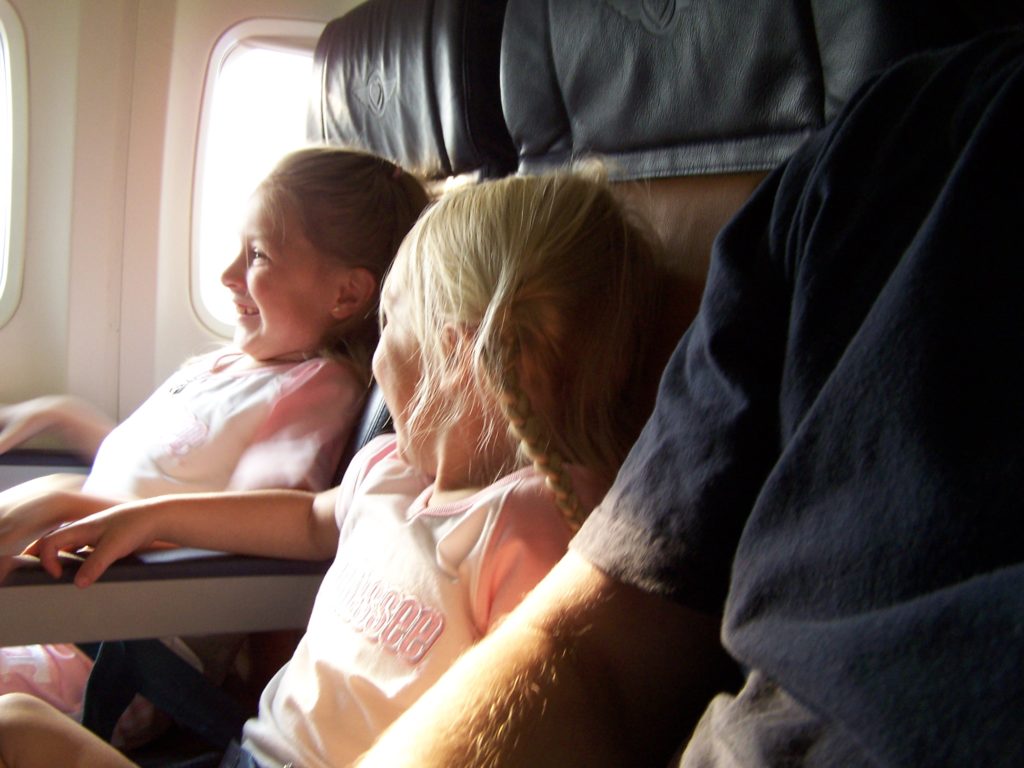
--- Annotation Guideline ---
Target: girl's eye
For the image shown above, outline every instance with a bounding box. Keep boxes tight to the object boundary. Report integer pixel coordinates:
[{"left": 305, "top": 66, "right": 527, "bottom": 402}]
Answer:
[{"left": 246, "top": 247, "right": 269, "bottom": 267}]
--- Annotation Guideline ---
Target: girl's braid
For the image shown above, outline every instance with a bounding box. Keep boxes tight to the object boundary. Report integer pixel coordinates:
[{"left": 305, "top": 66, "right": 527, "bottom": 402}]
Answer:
[{"left": 498, "top": 350, "right": 584, "bottom": 531}]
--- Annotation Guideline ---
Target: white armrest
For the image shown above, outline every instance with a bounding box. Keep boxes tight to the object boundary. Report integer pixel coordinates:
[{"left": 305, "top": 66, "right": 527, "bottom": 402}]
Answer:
[{"left": 0, "top": 549, "right": 328, "bottom": 645}]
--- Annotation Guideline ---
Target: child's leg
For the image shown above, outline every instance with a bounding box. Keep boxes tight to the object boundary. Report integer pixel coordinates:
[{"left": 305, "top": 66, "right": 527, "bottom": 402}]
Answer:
[
  {"left": 0, "top": 693, "right": 136, "bottom": 768},
  {"left": 0, "top": 644, "right": 93, "bottom": 716}
]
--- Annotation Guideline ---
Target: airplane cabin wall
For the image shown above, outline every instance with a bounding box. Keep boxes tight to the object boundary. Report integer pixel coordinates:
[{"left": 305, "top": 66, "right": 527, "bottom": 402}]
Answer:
[
  {"left": 1, "top": 0, "right": 361, "bottom": 426},
  {"left": 1, "top": 0, "right": 79, "bottom": 411}
]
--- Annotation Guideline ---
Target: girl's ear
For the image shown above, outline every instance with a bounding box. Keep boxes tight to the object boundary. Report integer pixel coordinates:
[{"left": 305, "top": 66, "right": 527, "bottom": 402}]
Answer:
[
  {"left": 330, "top": 267, "right": 377, "bottom": 321},
  {"left": 440, "top": 323, "right": 477, "bottom": 375},
  {"left": 440, "top": 323, "right": 460, "bottom": 354},
  {"left": 440, "top": 323, "right": 476, "bottom": 354}
]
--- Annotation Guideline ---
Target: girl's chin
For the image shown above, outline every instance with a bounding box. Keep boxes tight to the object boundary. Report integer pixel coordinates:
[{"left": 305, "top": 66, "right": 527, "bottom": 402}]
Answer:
[
  {"left": 234, "top": 335, "right": 268, "bottom": 360},
  {"left": 235, "top": 340, "right": 256, "bottom": 356}
]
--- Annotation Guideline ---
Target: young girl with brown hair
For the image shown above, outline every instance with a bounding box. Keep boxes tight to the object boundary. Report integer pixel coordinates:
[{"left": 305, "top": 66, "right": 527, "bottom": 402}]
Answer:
[{"left": 0, "top": 146, "right": 428, "bottom": 728}]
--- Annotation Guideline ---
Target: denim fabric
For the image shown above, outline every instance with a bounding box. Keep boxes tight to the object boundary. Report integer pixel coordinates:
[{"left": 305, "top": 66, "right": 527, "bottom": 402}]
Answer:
[
  {"left": 81, "top": 639, "right": 248, "bottom": 750},
  {"left": 217, "top": 741, "right": 266, "bottom": 768}
]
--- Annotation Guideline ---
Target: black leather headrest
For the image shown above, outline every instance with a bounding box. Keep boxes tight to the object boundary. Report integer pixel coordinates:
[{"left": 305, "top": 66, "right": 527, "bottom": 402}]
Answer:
[
  {"left": 309, "top": 0, "right": 515, "bottom": 179},
  {"left": 500, "top": 0, "right": 1024, "bottom": 179}
]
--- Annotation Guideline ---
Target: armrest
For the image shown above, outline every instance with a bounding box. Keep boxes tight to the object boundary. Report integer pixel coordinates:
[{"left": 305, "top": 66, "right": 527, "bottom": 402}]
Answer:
[
  {"left": 0, "top": 448, "right": 89, "bottom": 491},
  {"left": 0, "top": 548, "right": 329, "bottom": 645}
]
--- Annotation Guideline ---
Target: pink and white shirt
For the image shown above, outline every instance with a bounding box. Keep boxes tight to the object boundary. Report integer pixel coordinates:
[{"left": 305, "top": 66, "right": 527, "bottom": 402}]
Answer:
[
  {"left": 243, "top": 435, "right": 607, "bottom": 768},
  {"left": 1, "top": 351, "right": 365, "bottom": 717},
  {"left": 83, "top": 351, "right": 363, "bottom": 497}
]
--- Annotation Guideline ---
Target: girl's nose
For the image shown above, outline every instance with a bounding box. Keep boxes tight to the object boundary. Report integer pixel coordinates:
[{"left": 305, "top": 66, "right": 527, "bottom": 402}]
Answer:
[{"left": 221, "top": 249, "right": 246, "bottom": 290}]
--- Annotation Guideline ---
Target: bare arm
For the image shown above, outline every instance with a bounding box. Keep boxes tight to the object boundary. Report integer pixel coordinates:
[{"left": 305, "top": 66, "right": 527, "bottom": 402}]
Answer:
[
  {"left": 0, "top": 474, "right": 95, "bottom": 556},
  {"left": 0, "top": 396, "right": 117, "bottom": 459},
  {"left": 0, "top": 474, "right": 144, "bottom": 582},
  {"left": 357, "top": 550, "right": 735, "bottom": 767},
  {"left": 31, "top": 486, "right": 341, "bottom": 587}
]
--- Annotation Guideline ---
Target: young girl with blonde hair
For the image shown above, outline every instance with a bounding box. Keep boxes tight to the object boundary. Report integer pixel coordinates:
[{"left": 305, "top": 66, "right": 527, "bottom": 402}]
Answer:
[
  {"left": 0, "top": 170, "right": 661, "bottom": 768},
  {"left": 0, "top": 147, "right": 428, "bottom": 730}
]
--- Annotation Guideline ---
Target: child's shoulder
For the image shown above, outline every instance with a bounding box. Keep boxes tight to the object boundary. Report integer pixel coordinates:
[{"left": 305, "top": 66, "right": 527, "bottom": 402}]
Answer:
[
  {"left": 504, "top": 463, "right": 609, "bottom": 511},
  {"left": 489, "top": 463, "right": 609, "bottom": 541},
  {"left": 281, "top": 354, "right": 360, "bottom": 381},
  {"left": 272, "top": 355, "right": 365, "bottom": 398},
  {"left": 338, "top": 434, "right": 421, "bottom": 504},
  {"left": 345, "top": 433, "right": 403, "bottom": 479},
  {"left": 358, "top": 433, "right": 400, "bottom": 464}
]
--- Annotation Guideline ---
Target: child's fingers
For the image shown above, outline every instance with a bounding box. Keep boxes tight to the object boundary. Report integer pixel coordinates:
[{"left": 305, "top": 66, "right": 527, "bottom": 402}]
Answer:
[
  {"left": 41, "top": 517, "right": 147, "bottom": 588},
  {"left": 0, "top": 554, "right": 39, "bottom": 584},
  {"left": 72, "top": 540, "right": 123, "bottom": 588},
  {"left": 34, "top": 521, "right": 100, "bottom": 582},
  {"left": 0, "top": 423, "right": 31, "bottom": 454},
  {"left": 33, "top": 529, "right": 73, "bottom": 579}
]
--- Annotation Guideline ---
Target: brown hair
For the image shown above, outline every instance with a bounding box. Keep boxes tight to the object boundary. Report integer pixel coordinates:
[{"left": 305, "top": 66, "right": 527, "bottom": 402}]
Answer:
[{"left": 254, "top": 146, "right": 429, "bottom": 380}]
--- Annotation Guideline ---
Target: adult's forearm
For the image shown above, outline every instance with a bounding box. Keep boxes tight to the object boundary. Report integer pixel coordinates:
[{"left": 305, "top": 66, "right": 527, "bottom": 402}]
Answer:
[
  {"left": 357, "top": 560, "right": 630, "bottom": 767},
  {"left": 358, "top": 551, "right": 733, "bottom": 767}
]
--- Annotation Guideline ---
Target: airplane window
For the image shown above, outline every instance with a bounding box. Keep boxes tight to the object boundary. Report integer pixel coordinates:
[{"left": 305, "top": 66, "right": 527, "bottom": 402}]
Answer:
[
  {"left": 192, "top": 20, "right": 323, "bottom": 336},
  {"left": 0, "top": 0, "right": 26, "bottom": 328},
  {"left": 0, "top": 30, "right": 8, "bottom": 278}
]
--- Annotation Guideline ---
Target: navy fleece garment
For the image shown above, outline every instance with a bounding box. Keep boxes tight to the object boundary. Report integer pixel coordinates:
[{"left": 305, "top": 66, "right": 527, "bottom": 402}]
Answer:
[{"left": 575, "top": 29, "right": 1024, "bottom": 766}]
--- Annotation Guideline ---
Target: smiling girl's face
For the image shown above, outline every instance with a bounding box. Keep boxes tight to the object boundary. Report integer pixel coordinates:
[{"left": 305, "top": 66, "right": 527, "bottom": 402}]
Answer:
[{"left": 221, "top": 197, "right": 351, "bottom": 363}]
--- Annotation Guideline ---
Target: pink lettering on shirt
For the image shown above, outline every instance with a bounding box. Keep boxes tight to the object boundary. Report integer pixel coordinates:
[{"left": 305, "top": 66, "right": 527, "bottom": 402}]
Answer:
[{"left": 334, "top": 565, "right": 446, "bottom": 665}]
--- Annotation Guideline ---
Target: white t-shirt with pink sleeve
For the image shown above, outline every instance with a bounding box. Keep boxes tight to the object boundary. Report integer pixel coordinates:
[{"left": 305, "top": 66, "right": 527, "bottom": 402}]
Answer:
[
  {"left": 83, "top": 350, "right": 364, "bottom": 497},
  {"left": 242, "top": 435, "right": 607, "bottom": 768},
  {"left": 1, "top": 351, "right": 365, "bottom": 717}
]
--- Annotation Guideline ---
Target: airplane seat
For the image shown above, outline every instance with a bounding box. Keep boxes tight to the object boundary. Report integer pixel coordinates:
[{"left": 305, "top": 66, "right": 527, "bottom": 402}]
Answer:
[
  {"left": 498, "top": 0, "right": 1024, "bottom": 392},
  {"left": 335, "top": 380, "right": 392, "bottom": 478},
  {"left": 8, "top": 1, "right": 1024, "bottom": 762},
  {"left": 0, "top": 0, "right": 518, "bottom": 643},
  {"left": 1, "top": 4, "right": 522, "bottom": 765},
  {"left": 496, "top": 2, "right": 1024, "bottom": 762},
  {"left": 308, "top": 0, "right": 515, "bottom": 180},
  {"left": 309, "top": 0, "right": 519, "bottom": 480}
]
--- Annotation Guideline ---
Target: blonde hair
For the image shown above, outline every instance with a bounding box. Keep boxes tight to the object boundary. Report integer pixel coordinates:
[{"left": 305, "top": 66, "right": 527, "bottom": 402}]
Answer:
[
  {"left": 384, "top": 172, "right": 660, "bottom": 528},
  {"left": 253, "top": 146, "right": 429, "bottom": 380}
]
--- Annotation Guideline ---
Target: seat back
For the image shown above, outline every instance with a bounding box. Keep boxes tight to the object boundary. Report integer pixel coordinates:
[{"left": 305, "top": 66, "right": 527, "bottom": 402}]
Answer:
[
  {"left": 335, "top": 383, "right": 392, "bottom": 482},
  {"left": 315, "top": 0, "right": 1024, "bottom": 460},
  {"left": 309, "top": 0, "right": 515, "bottom": 179},
  {"left": 309, "top": 0, "right": 517, "bottom": 465},
  {"left": 498, "top": 0, "right": 1024, "bottom": 401}
]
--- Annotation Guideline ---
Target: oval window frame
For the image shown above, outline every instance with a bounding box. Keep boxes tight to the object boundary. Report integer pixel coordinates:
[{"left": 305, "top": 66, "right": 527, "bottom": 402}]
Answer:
[{"left": 0, "top": 0, "right": 28, "bottom": 329}]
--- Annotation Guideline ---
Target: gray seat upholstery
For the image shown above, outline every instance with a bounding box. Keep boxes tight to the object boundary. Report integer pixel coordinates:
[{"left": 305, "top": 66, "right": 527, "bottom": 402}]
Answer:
[{"left": 500, "top": 0, "right": 1024, "bottom": 179}]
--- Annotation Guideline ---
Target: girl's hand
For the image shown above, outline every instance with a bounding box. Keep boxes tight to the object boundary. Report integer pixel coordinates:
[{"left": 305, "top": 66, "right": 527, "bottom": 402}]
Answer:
[
  {"left": 0, "top": 396, "right": 78, "bottom": 453},
  {"left": 0, "top": 396, "right": 115, "bottom": 458},
  {"left": 0, "top": 475, "right": 88, "bottom": 557},
  {"left": 31, "top": 502, "right": 162, "bottom": 588},
  {"left": 0, "top": 554, "right": 41, "bottom": 584}
]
